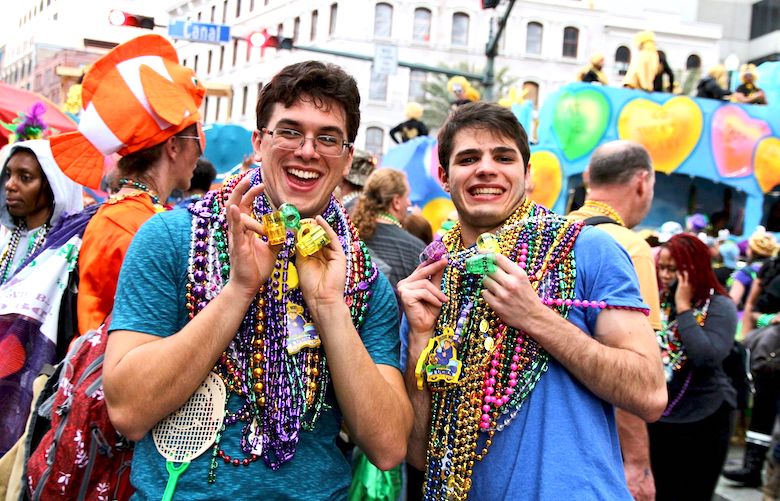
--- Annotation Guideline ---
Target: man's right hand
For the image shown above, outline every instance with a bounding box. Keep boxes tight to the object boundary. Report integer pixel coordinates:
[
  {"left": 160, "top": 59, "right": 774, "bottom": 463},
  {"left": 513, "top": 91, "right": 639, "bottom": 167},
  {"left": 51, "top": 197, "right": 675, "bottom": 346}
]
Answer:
[
  {"left": 397, "top": 259, "right": 448, "bottom": 336},
  {"left": 225, "top": 176, "right": 280, "bottom": 297}
]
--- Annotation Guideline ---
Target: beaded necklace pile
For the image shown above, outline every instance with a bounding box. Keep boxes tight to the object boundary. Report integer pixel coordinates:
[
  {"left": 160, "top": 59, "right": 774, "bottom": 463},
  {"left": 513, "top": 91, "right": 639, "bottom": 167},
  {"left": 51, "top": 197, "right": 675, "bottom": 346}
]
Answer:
[
  {"left": 423, "top": 199, "right": 583, "bottom": 500},
  {"left": 657, "top": 289, "right": 712, "bottom": 415},
  {"left": 0, "top": 222, "right": 50, "bottom": 285},
  {"left": 185, "top": 170, "right": 377, "bottom": 481}
]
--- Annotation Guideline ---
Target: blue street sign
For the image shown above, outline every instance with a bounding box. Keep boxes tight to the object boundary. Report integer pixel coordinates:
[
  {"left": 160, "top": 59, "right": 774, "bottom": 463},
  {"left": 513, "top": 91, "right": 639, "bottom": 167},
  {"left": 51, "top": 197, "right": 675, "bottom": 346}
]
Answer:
[{"left": 168, "top": 20, "right": 231, "bottom": 44}]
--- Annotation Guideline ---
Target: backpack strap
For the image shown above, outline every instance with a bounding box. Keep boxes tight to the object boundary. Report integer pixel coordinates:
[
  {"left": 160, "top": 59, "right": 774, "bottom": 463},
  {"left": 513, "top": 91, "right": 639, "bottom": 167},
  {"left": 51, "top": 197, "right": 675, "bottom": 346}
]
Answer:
[{"left": 583, "top": 215, "right": 618, "bottom": 226}]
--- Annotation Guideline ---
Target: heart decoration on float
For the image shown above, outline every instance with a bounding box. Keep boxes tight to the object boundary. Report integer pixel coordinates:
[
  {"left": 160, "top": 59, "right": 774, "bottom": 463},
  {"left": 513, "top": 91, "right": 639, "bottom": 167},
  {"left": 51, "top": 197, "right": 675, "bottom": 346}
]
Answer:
[
  {"left": 552, "top": 88, "right": 610, "bottom": 161},
  {"left": 711, "top": 105, "right": 771, "bottom": 179},
  {"left": 617, "top": 96, "right": 703, "bottom": 175},
  {"left": 754, "top": 136, "right": 780, "bottom": 193}
]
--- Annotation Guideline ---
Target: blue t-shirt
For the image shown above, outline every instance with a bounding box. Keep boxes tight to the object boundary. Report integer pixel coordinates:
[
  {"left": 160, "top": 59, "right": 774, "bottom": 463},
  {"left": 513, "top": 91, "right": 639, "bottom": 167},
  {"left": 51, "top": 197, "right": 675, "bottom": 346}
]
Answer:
[
  {"left": 405, "top": 227, "right": 647, "bottom": 500},
  {"left": 111, "top": 209, "right": 400, "bottom": 500}
]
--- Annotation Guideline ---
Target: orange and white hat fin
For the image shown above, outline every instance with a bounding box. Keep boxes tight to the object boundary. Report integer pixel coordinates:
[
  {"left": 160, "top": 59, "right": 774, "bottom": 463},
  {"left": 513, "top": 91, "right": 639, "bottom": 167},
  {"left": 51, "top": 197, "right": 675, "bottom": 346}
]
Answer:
[
  {"left": 49, "top": 131, "right": 106, "bottom": 189},
  {"left": 140, "top": 64, "right": 191, "bottom": 126}
]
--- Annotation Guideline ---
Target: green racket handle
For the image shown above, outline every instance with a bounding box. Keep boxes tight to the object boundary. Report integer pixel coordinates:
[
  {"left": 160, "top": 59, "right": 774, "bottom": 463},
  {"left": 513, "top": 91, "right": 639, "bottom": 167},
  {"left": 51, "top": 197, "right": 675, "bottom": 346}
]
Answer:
[{"left": 162, "top": 461, "right": 190, "bottom": 501}]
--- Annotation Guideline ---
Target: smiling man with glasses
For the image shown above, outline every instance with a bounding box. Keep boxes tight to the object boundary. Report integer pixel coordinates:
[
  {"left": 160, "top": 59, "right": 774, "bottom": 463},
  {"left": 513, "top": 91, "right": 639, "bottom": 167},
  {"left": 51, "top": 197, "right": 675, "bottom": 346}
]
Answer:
[{"left": 106, "top": 60, "right": 412, "bottom": 500}]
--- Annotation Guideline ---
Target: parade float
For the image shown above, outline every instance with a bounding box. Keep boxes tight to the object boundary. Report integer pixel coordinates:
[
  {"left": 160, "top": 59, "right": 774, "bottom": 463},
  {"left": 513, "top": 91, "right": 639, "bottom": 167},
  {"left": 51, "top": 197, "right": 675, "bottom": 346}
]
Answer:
[{"left": 382, "top": 64, "right": 780, "bottom": 237}]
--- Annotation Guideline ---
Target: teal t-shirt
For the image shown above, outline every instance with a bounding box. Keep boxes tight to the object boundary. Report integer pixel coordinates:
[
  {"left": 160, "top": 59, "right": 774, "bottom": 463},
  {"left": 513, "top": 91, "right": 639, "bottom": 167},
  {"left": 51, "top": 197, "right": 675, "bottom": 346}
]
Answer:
[{"left": 110, "top": 208, "right": 400, "bottom": 500}]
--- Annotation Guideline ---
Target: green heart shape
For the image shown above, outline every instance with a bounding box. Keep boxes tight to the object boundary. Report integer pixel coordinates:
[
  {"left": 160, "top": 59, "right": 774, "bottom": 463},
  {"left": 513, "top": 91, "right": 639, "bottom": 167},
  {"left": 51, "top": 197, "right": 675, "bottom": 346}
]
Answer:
[{"left": 552, "top": 88, "right": 610, "bottom": 160}]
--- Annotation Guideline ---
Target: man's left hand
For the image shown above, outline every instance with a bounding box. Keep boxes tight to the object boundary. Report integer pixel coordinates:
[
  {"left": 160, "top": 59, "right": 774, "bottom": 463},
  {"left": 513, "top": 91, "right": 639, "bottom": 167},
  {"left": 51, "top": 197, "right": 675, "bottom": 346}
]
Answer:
[
  {"left": 296, "top": 216, "right": 347, "bottom": 311},
  {"left": 624, "top": 462, "right": 655, "bottom": 501}
]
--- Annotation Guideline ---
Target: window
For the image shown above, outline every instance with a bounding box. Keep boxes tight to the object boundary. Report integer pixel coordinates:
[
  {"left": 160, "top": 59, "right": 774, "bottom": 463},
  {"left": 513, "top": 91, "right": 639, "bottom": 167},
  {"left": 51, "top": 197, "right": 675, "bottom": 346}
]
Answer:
[
  {"left": 526, "top": 22, "right": 542, "bottom": 55},
  {"left": 408, "top": 70, "right": 426, "bottom": 102},
  {"left": 207, "top": 50, "right": 213, "bottom": 74},
  {"left": 242, "top": 86, "right": 249, "bottom": 116},
  {"left": 219, "top": 46, "right": 225, "bottom": 71},
  {"left": 215, "top": 98, "right": 221, "bottom": 122},
  {"left": 311, "top": 10, "right": 318, "bottom": 40},
  {"left": 686, "top": 54, "right": 701, "bottom": 70},
  {"left": 294, "top": 17, "right": 300, "bottom": 43},
  {"left": 615, "top": 45, "right": 631, "bottom": 75},
  {"left": 250, "top": 0, "right": 254, "bottom": 12},
  {"left": 522, "top": 81, "right": 539, "bottom": 108},
  {"left": 247, "top": 39, "right": 252, "bottom": 62},
  {"left": 194, "top": 54, "right": 199, "bottom": 73},
  {"left": 222, "top": 0, "right": 228, "bottom": 23},
  {"left": 183, "top": 58, "right": 188, "bottom": 67},
  {"left": 329, "top": 3, "right": 337, "bottom": 35},
  {"left": 451, "top": 12, "right": 469, "bottom": 47},
  {"left": 278, "top": 22, "right": 284, "bottom": 37},
  {"left": 369, "top": 68, "right": 388, "bottom": 100},
  {"left": 374, "top": 3, "right": 392, "bottom": 38},
  {"left": 197, "top": 11, "right": 202, "bottom": 20},
  {"left": 236, "top": 0, "right": 241, "bottom": 18},
  {"left": 232, "top": 39, "right": 238, "bottom": 66},
  {"left": 751, "top": 0, "right": 780, "bottom": 39},
  {"left": 204, "top": 97, "right": 209, "bottom": 121},
  {"left": 413, "top": 8, "right": 431, "bottom": 42},
  {"left": 365, "top": 126, "right": 384, "bottom": 155},
  {"left": 562, "top": 26, "right": 579, "bottom": 58},
  {"left": 211, "top": 5, "right": 215, "bottom": 22}
]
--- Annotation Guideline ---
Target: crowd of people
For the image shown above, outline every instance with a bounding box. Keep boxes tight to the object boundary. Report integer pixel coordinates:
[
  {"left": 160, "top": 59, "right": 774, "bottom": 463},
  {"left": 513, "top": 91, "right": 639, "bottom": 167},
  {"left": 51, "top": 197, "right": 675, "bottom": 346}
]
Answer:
[{"left": 0, "top": 31, "right": 778, "bottom": 501}]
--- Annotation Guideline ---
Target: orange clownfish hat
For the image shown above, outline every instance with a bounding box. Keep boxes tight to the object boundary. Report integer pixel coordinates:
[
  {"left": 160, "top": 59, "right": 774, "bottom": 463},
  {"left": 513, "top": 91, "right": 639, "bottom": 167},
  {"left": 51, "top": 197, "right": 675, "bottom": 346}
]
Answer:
[{"left": 51, "top": 34, "right": 206, "bottom": 189}]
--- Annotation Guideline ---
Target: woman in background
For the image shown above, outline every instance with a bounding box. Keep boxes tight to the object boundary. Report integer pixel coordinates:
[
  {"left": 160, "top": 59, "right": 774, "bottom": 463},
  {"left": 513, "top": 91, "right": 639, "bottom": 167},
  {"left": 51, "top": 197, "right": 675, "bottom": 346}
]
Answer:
[{"left": 650, "top": 233, "right": 737, "bottom": 500}]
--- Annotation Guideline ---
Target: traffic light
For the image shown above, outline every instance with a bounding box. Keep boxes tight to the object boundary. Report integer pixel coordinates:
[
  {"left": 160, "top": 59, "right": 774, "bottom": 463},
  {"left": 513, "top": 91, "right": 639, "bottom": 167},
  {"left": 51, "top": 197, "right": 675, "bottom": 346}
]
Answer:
[
  {"left": 248, "top": 30, "right": 293, "bottom": 50},
  {"left": 108, "top": 9, "right": 155, "bottom": 29},
  {"left": 481, "top": 0, "right": 500, "bottom": 8}
]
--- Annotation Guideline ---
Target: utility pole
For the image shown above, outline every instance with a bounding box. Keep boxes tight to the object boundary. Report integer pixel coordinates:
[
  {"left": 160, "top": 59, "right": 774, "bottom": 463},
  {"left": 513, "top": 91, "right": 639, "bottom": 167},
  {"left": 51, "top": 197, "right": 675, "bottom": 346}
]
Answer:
[{"left": 483, "top": 0, "right": 517, "bottom": 102}]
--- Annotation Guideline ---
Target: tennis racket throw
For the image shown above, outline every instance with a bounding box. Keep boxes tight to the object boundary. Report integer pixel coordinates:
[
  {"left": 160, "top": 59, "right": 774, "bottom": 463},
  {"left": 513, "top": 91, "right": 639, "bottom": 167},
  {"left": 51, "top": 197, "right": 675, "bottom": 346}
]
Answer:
[{"left": 153, "top": 372, "right": 226, "bottom": 501}]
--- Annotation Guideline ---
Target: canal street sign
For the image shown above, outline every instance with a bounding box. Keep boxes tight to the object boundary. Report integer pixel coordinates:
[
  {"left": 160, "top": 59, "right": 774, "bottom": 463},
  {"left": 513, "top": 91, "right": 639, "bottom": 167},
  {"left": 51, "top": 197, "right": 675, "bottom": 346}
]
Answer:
[{"left": 168, "top": 20, "right": 231, "bottom": 44}]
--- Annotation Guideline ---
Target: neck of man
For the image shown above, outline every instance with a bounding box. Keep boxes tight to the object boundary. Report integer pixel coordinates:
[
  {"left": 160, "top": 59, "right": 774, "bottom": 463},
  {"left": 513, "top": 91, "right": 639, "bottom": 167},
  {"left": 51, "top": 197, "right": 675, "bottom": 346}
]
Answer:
[
  {"left": 459, "top": 198, "right": 530, "bottom": 247},
  {"left": 585, "top": 188, "right": 636, "bottom": 228}
]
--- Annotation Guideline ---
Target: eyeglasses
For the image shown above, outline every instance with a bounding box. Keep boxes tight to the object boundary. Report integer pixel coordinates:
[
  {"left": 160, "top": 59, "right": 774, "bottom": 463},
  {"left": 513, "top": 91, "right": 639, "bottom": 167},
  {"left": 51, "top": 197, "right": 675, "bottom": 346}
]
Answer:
[
  {"left": 175, "top": 135, "right": 203, "bottom": 154},
  {"left": 261, "top": 127, "right": 352, "bottom": 157}
]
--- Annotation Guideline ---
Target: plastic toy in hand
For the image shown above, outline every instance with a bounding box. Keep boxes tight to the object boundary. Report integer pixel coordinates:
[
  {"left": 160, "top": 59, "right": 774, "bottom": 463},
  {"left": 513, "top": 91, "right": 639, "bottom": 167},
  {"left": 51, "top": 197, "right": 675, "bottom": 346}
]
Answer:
[
  {"left": 419, "top": 241, "right": 449, "bottom": 264},
  {"left": 296, "top": 221, "right": 330, "bottom": 256}
]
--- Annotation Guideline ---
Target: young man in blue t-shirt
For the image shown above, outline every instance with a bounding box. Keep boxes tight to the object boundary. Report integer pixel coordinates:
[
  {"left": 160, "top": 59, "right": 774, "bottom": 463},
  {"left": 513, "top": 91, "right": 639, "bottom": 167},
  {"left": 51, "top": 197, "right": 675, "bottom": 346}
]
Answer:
[
  {"left": 105, "top": 61, "right": 412, "bottom": 499},
  {"left": 397, "top": 102, "right": 667, "bottom": 499}
]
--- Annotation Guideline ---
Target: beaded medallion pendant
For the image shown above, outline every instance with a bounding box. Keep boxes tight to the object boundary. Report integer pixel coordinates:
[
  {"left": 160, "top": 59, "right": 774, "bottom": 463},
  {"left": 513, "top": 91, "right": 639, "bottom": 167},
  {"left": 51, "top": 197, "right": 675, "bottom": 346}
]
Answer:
[
  {"left": 185, "top": 170, "right": 377, "bottom": 480},
  {"left": 423, "top": 199, "right": 583, "bottom": 500}
]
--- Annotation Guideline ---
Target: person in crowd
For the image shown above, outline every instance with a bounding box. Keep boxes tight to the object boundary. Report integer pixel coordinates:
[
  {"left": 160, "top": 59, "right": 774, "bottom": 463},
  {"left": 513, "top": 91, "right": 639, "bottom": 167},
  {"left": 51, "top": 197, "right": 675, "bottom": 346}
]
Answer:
[
  {"left": 103, "top": 60, "right": 412, "bottom": 499},
  {"left": 715, "top": 239, "right": 740, "bottom": 289},
  {"left": 0, "top": 139, "right": 83, "bottom": 456},
  {"left": 389, "top": 102, "right": 429, "bottom": 144},
  {"left": 623, "top": 30, "right": 660, "bottom": 91},
  {"left": 732, "top": 63, "right": 768, "bottom": 105},
  {"left": 653, "top": 50, "right": 675, "bottom": 93},
  {"left": 729, "top": 227, "right": 778, "bottom": 312},
  {"left": 0, "top": 140, "right": 82, "bottom": 285},
  {"left": 398, "top": 101, "right": 666, "bottom": 499},
  {"left": 49, "top": 34, "right": 206, "bottom": 336},
  {"left": 652, "top": 233, "right": 737, "bottom": 500},
  {"left": 568, "top": 140, "right": 661, "bottom": 501},
  {"left": 338, "top": 149, "right": 375, "bottom": 212},
  {"left": 352, "top": 168, "right": 425, "bottom": 288},
  {"left": 177, "top": 157, "right": 217, "bottom": 208},
  {"left": 577, "top": 53, "right": 608, "bottom": 85},
  {"left": 725, "top": 255, "right": 780, "bottom": 488},
  {"left": 697, "top": 65, "right": 732, "bottom": 100},
  {"left": 402, "top": 213, "right": 433, "bottom": 245}
]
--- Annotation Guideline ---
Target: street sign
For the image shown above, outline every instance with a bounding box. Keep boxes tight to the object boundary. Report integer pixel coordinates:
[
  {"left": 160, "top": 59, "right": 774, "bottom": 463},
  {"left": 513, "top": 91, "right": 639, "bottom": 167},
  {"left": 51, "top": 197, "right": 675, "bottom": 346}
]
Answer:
[
  {"left": 168, "top": 20, "right": 231, "bottom": 44},
  {"left": 373, "top": 44, "right": 398, "bottom": 76}
]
